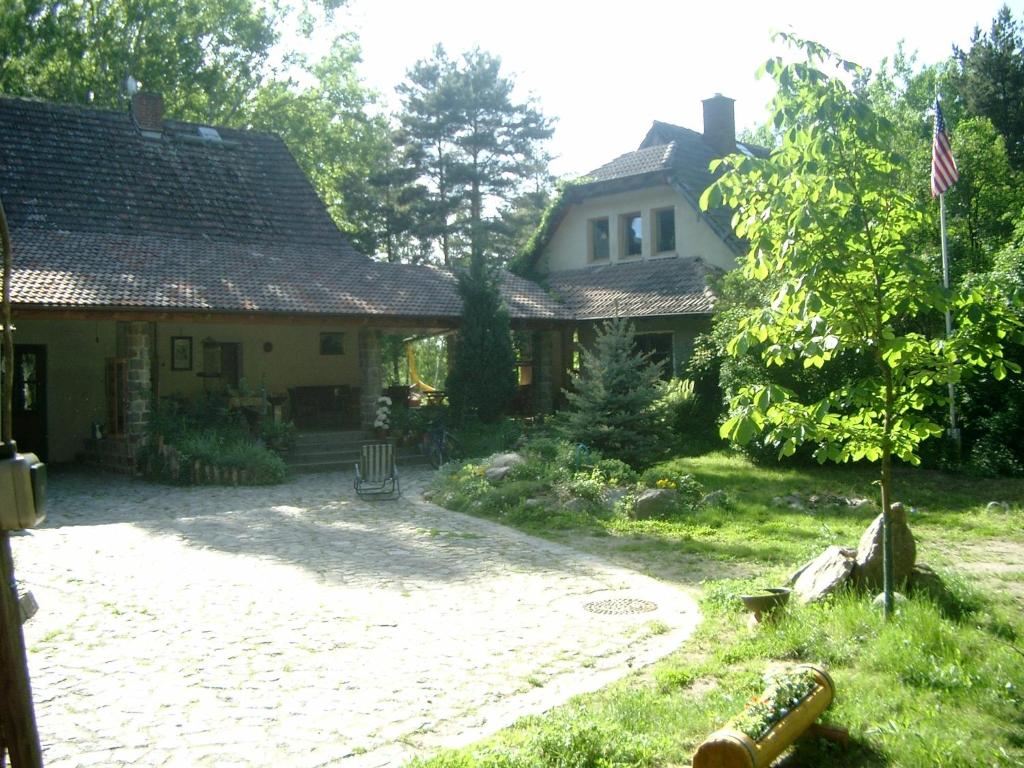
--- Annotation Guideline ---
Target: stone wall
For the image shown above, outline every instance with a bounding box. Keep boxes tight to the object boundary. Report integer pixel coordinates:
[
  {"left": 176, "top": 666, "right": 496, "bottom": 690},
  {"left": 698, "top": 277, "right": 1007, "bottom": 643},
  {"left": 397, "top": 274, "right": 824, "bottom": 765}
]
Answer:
[
  {"left": 123, "top": 321, "right": 153, "bottom": 442},
  {"left": 358, "top": 329, "right": 382, "bottom": 430}
]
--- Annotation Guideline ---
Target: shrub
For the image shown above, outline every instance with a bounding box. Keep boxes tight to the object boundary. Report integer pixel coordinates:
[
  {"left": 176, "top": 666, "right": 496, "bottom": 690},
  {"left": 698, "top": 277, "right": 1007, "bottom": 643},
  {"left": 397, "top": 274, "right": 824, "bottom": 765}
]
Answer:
[
  {"left": 562, "top": 470, "right": 606, "bottom": 504},
  {"left": 448, "top": 258, "right": 518, "bottom": 422},
  {"left": 562, "top": 316, "right": 665, "bottom": 468},
  {"left": 456, "top": 417, "right": 525, "bottom": 458},
  {"left": 590, "top": 458, "right": 638, "bottom": 486},
  {"left": 145, "top": 395, "right": 288, "bottom": 485},
  {"left": 260, "top": 418, "right": 296, "bottom": 456},
  {"left": 639, "top": 467, "right": 705, "bottom": 506}
]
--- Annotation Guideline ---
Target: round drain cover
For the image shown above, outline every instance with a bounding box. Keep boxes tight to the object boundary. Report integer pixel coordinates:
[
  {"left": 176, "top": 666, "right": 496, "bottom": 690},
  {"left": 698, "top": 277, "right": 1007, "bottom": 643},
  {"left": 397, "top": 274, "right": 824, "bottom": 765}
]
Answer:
[{"left": 584, "top": 597, "right": 658, "bottom": 615}]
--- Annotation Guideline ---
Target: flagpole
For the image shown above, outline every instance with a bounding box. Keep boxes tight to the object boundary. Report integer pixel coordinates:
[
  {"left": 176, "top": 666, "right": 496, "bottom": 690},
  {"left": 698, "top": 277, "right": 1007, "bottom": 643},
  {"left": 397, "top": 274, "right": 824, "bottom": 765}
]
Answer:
[{"left": 939, "top": 192, "right": 959, "bottom": 442}]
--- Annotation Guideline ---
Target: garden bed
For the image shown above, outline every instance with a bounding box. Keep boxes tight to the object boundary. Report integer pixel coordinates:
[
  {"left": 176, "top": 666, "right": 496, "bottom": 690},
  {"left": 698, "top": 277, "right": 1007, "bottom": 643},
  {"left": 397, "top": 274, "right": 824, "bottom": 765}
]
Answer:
[{"left": 415, "top": 451, "right": 1024, "bottom": 767}]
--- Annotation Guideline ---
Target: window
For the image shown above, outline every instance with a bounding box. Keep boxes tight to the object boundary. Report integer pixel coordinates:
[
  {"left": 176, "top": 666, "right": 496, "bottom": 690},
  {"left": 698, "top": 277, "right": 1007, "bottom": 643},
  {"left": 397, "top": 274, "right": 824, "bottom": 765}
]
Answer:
[
  {"left": 589, "top": 218, "right": 610, "bottom": 261},
  {"left": 319, "top": 332, "right": 345, "bottom": 355},
  {"left": 621, "top": 213, "right": 642, "bottom": 257},
  {"left": 655, "top": 207, "right": 675, "bottom": 253},
  {"left": 635, "top": 332, "right": 673, "bottom": 380}
]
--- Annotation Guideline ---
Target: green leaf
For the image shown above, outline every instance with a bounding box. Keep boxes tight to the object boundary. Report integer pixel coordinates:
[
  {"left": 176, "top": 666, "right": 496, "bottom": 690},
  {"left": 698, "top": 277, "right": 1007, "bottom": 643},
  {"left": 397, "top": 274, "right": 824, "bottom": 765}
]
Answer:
[{"left": 720, "top": 414, "right": 758, "bottom": 445}]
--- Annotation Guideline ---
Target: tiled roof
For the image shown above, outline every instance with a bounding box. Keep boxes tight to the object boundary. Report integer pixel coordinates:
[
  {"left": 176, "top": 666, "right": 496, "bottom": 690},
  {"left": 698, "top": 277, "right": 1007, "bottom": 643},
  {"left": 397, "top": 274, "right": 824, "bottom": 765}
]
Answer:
[
  {"left": 576, "top": 120, "right": 767, "bottom": 256},
  {"left": 10, "top": 230, "right": 571, "bottom": 321},
  {"left": 0, "top": 97, "right": 345, "bottom": 248},
  {"left": 547, "top": 257, "right": 715, "bottom": 320},
  {"left": 586, "top": 142, "right": 678, "bottom": 183},
  {"left": 1, "top": 97, "right": 569, "bottom": 322}
]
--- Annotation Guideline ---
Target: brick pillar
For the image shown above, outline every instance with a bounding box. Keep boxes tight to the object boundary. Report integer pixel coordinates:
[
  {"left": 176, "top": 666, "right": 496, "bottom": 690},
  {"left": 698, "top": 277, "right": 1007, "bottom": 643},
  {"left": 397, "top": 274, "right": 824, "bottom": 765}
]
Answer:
[
  {"left": 359, "top": 329, "right": 382, "bottom": 430},
  {"left": 532, "top": 330, "right": 555, "bottom": 415},
  {"left": 124, "top": 321, "right": 153, "bottom": 442}
]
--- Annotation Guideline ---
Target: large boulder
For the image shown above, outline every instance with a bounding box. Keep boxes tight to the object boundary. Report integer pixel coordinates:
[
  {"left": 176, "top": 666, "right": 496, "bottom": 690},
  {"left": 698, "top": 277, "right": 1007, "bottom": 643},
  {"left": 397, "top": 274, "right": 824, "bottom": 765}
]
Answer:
[
  {"left": 792, "top": 546, "right": 856, "bottom": 603},
  {"left": 484, "top": 465, "right": 513, "bottom": 484},
  {"left": 487, "top": 452, "right": 525, "bottom": 469},
  {"left": 853, "top": 502, "right": 916, "bottom": 590},
  {"left": 482, "top": 452, "right": 526, "bottom": 484},
  {"left": 630, "top": 488, "right": 679, "bottom": 520}
]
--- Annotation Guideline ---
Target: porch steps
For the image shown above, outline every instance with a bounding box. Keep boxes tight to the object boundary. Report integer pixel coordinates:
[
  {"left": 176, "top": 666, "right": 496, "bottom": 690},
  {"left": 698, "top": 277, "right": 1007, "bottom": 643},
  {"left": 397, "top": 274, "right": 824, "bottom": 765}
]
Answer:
[{"left": 285, "top": 430, "right": 429, "bottom": 473}]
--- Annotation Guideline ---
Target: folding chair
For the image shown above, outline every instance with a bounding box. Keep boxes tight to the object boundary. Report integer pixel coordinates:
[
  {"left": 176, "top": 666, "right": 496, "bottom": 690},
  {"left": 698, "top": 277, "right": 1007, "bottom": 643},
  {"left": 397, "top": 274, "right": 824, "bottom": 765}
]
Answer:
[{"left": 353, "top": 441, "right": 400, "bottom": 500}]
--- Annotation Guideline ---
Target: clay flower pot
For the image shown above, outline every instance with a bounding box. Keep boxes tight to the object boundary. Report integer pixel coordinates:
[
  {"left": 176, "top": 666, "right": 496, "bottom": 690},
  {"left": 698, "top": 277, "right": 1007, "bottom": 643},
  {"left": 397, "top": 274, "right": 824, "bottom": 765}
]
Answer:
[
  {"left": 739, "top": 587, "right": 791, "bottom": 613},
  {"left": 693, "top": 664, "right": 835, "bottom": 768},
  {"left": 740, "top": 587, "right": 791, "bottom": 622}
]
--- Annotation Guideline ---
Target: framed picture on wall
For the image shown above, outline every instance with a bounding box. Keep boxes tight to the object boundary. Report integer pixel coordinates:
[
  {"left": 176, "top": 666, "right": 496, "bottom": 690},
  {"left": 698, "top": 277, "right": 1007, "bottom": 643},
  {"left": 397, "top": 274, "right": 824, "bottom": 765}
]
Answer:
[
  {"left": 171, "top": 336, "right": 193, "bottom": 371},
  {"left": 319, "top": 332, "right": 345, "bottom": 356}
]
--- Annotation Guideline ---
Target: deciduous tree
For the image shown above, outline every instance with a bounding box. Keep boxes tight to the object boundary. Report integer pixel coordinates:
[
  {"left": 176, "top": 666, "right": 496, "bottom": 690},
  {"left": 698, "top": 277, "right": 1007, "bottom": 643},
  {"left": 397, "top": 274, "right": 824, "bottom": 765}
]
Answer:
[
  {"left": 702, "top": 35, "right": 1023, "bottom": 616},
  {"left": 0, "top": 0, "right": 279, "bottom": 124}
]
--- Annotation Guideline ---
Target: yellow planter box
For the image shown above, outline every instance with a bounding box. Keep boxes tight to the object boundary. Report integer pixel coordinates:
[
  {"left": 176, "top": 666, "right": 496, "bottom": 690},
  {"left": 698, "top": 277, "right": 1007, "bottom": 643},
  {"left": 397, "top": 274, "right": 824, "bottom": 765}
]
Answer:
[{"left": 693, "top": 664, "right": 835, "bottom": 768}]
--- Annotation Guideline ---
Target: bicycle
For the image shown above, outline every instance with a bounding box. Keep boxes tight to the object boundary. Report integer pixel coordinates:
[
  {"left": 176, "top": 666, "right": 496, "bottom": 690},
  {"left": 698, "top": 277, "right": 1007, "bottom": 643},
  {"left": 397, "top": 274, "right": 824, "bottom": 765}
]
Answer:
[{"left": 422, "top": 419, "right": 463, "bottom": 468}]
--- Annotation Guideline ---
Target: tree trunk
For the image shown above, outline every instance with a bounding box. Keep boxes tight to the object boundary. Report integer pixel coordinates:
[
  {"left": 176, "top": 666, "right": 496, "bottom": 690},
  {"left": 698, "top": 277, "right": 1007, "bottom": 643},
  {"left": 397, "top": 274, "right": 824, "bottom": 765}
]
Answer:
[{"left": 880, "top": 367, "right": 896, "bottom": 618}]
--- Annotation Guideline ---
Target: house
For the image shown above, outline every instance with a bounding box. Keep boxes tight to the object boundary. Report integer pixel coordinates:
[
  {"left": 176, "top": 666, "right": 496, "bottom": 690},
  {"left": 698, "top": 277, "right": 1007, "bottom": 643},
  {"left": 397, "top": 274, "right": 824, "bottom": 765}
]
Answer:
[
  {"left": 0, "top": 93, "right": 570, "bottom": 466},
  {"left": 523, "top": 94, "right": 764, "bottom": 378}
]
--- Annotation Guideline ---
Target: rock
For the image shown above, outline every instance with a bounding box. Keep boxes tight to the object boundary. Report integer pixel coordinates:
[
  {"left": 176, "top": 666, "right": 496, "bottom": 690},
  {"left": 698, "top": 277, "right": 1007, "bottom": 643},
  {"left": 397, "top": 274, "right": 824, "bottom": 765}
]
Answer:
[
  {"left": 602, "top": 487, "right": 629, "bottom": 511},
  {"left": 773, "top": 492, "right": 805, "bottom": 510},
  {"left": 847, "top": 497, "right": 871, "bottom": 509},
  {"left": 562, "top": 498, "right": 589, "bottom": 513},
  {"left": 630, "top": 488, "right": 679, "bottom": 520},
  {"left": 792, "top": 546, "right": 856, "bottom": 603},
  {"left": 487, "top": 452, "right": 525, "bottom": 469},
  {"left": 523, "top": 497, "right": 544, "bottom": 509},
  {"left": 701, "top": 489, "right": 728, "bottom": 507},
  {"left": 871, "top": 591, "right": 907, "bottom": 608},
  {"left": 484, "top": 466, "right": 513, "bottom": 484},
  {"left": 853, "top": 503, "right": 916, "bottom": 590},
  {"left": 908, "top": 563, "right": 950, "bottom": 604}
]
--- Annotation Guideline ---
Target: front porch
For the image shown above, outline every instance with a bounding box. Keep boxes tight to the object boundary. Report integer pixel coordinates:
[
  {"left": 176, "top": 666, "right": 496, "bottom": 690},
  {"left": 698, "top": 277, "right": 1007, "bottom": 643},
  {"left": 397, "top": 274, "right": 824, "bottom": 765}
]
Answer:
[{"left": 10, "top": 313, "right": 569, "bottom": 472}]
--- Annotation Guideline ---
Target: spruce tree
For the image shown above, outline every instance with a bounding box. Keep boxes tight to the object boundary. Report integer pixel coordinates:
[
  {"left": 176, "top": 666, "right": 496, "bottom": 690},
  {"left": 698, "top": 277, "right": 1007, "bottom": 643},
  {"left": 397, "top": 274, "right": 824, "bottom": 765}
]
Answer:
[
  {"left": 563, "top": 316, "right": 664, "bottom": 468},
  {"left": 447, "top": 257, "right": 518, "bottom": 422}
]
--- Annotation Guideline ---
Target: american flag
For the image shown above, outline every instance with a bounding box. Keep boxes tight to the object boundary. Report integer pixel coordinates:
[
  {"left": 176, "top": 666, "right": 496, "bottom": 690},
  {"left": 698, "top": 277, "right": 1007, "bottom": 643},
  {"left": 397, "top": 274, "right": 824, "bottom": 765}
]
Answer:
[{"left": 932, "top": 100, "right": 959, "bottom": 197}]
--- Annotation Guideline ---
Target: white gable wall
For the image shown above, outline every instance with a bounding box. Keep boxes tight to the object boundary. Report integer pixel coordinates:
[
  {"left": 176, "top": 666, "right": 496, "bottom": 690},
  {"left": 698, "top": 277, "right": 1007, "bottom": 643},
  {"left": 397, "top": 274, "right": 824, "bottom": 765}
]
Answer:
[{"left": 538, "top": 183, "right": 737, "bottom": 274}]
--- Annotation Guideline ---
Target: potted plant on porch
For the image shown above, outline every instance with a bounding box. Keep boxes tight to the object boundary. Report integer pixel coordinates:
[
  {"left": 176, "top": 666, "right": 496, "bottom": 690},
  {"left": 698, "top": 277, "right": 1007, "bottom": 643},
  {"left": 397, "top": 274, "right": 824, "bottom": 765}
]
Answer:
[{"left": 374, "top": 395, "right": 392, "bottom": 439}]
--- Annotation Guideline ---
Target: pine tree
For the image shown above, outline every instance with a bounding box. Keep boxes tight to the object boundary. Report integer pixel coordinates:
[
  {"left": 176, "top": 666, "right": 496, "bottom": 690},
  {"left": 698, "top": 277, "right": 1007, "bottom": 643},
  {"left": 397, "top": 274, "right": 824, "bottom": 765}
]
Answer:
[
  {"left": 954, "top": 6, "right": 1024, "bottom": 169},
  {"left": 447, "top": 258, "right": 518, "bottom": 422},
  {"left": 563, "top": 317, "right": 664, "bottom": 468},
  {"left": 395, "top": 45, "right": 553, "bottom": 265}
]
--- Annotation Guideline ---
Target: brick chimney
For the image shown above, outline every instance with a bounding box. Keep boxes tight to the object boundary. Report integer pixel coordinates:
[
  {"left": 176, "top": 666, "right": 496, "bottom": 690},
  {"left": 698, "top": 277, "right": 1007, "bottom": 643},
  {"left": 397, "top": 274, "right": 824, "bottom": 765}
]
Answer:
[
  {"left": 702, "top": 93, "right": 736, "bottom": 156},
  {"left": 131, "top": 91, "right": 164, "bottom": 137}
]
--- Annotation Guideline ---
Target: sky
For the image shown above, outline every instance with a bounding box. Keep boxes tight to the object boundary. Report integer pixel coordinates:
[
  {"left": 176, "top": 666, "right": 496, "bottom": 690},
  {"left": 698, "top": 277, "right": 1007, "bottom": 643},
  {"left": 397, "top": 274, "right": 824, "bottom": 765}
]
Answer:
[{"left": 305, "top": 0, "right": 1024, "bottom": 178}]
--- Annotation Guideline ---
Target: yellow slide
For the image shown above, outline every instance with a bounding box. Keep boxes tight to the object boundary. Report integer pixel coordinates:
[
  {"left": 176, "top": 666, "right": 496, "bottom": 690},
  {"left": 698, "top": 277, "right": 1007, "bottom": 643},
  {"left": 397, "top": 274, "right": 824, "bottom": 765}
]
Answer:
[{"left": 405, "top": 342, "right": 437, "bottom": 392}]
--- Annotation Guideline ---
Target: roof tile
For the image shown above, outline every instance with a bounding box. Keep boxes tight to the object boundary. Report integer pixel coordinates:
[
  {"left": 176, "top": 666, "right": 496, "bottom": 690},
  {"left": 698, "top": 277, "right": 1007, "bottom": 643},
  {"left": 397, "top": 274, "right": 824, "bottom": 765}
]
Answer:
[{"left": 547, "top": 257, "right": 715, "bottom": 320}]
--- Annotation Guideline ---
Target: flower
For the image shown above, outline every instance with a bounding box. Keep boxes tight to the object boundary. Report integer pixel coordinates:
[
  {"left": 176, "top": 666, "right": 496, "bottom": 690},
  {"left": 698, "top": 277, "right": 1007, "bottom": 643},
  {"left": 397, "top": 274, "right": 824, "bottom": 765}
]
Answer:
[{"left": 374, "top": 396, "right": 392, "bottom": 429}]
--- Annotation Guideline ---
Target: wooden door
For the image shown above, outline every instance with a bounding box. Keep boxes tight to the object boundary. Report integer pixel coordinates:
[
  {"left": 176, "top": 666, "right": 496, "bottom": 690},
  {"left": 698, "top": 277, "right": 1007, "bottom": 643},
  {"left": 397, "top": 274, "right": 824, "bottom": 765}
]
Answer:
[{"left": 11, "top": 345, "right": 47, "bottom": 460}]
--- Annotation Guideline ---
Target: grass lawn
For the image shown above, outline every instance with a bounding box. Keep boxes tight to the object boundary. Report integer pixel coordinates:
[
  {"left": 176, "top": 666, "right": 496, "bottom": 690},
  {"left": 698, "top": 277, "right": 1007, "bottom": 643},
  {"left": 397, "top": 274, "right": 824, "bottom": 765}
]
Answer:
[{"left": 416, "top": 451, "right": 1024, "bottom": 767}]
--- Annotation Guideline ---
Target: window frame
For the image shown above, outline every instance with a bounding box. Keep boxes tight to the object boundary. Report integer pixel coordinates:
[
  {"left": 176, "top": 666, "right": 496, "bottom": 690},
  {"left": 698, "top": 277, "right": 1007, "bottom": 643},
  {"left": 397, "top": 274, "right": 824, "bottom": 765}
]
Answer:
[
  {"left": 588, "top": 217, "right": 611, "bottom": 262},
  {"left": 654, "top": 207, "right": 676, "bottom": 254},
  {"left": 619, "top": 212, "right": 643, "bottom": 259}
]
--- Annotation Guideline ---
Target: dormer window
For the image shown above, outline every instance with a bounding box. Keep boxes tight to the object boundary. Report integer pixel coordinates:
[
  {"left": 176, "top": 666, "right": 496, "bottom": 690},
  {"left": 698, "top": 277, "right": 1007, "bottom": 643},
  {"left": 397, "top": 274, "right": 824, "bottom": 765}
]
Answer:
[
  {"left": 655, "top": 207, "right": 676, "bottom": 253},
  {"left": 621, "top": 213, "right": 642, "bottom": 258},
  {"left": 589, "top": 217, "right": 610, "bottom": 261}
]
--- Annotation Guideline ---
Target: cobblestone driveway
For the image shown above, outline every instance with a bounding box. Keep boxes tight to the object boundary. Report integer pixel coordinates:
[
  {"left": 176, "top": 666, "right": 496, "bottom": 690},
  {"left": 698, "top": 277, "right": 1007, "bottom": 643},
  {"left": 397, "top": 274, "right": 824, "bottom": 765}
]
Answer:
[{"left": 13, "top": 468, "right": 700, "bottom": 767}]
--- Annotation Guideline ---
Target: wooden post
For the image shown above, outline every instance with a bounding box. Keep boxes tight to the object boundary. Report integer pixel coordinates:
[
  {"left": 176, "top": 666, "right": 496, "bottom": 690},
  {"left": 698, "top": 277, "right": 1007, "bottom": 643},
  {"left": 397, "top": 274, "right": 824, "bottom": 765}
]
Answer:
[
  {"left": 1, "top": 195, "right": 44, "bottom": 766},
  {"left": 0, "top": 533, "right": 44, "bottom": 767}
]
